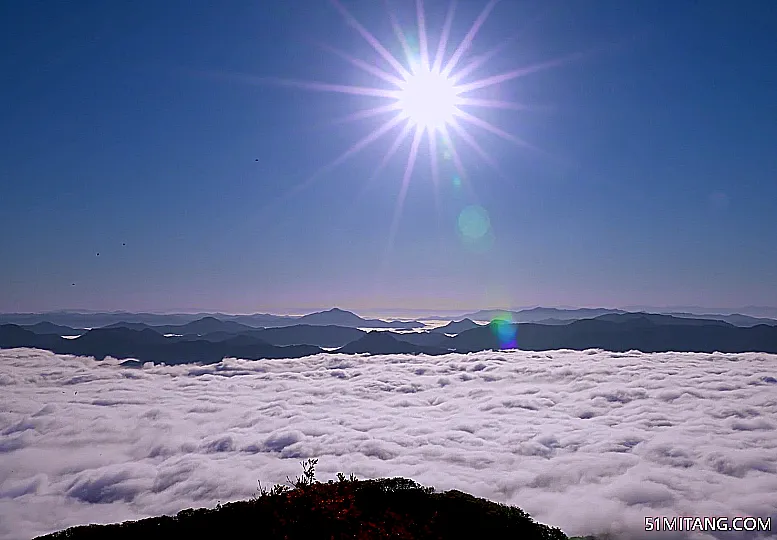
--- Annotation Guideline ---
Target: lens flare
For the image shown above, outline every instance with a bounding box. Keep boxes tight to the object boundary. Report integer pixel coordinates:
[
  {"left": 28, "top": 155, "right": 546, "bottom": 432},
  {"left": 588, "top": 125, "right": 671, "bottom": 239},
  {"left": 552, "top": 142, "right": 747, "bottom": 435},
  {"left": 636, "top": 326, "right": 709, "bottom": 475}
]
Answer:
[
  {"left": 457, "top": 205, "right": 490, "bottom": 239},
  {"left": 490, "top": 315, "right": 517, "bottom": 349}
]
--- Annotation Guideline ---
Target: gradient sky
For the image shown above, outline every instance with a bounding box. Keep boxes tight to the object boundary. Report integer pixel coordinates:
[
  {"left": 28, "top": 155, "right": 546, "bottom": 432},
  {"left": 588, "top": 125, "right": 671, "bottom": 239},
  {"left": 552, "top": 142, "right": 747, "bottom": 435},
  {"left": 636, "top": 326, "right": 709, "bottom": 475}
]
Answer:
[{"left": 2, "top": 0, "right": 776, "bottom": 314}]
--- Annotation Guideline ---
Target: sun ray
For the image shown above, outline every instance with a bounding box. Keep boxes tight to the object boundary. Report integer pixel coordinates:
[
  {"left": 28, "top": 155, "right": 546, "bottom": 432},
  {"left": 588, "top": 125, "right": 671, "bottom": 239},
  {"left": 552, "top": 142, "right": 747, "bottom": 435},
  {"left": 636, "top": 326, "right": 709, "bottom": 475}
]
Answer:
[
  {"left": 416, "top": 0, "right": 431, "bottom": 71},
  {"left": 303, "top": 102, "right": 401, "bottom": 134},
  {"left": 328, "top": 102, "right": 403, "bottom": 126},
  {"left": 432, "top": 1, "right": 457, "bottom": 74},
  {"left": 454, "top": 109, "right": 535, "bottom": 150},
  {"left": 326, "top": 114, "right": 407, "bottom": 171},
  {"left": 441, "top": 0, "right": 499, "bottom": 78},
  {"left": 385, "top": 2, "right": 415, "bottom": 69},
  {"left": 447, "top": 6, "right": 557, "bottom": 84},
  {"left": 440, "top": 124, "right": 485, "bottom": 209},
  {"left": 457, "top": 97, "right": 534, "bottom": 111},
  {"left": 447, "top": 35, "right": 514, "bottom": 85},
  {"left": 439, "top": 125, "right": 468, "bottom": 182},
  {"left": 315, "top": 41, "right": 405, "bottom": 87},
  {"left": 428, "top": 130, "right": 440, "bottom": 187},
  {"left": 373, "top": 120, "right": 415, "bottom": 183},
  {"left": 447, "top": 118, "right": 500, "bottom": 173},
  {"left": 455, "top": 54, "right": 578, "bottom": 94},
  {"left": 385, "top": 127, "right": 424, "bottom": 261},
  {"left": 246, "top": 75, "right": 400, "bottom": 99},
  {"left": 351, "top": 118, "right": 413, "bottom": 207},
  {"left": 428, "top": 129, "right": 441, "bottom": 226},
  {"left": 274, "top": 113, "right": 407, "bottom": 209},
  {"left": 329, "top": 0, "right": 411, "bottom": 80},
  {"left": 189, "top": 70, "right": 401, "bottom": 99}
]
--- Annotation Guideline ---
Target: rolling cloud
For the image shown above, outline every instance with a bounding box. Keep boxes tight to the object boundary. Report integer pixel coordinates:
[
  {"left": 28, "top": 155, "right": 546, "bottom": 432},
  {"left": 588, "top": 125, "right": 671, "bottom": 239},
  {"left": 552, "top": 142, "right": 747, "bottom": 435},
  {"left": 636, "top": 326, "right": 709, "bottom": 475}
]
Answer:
[{"left": 1, "top": 348, "right": 776, "bottom": 539}]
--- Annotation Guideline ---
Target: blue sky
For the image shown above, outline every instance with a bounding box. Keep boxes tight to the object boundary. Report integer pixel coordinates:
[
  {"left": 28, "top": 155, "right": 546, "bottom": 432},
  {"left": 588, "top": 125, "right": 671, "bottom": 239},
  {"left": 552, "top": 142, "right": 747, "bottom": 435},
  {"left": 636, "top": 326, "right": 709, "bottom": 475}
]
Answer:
[{"left": 1, "top": 0, "right": 775, "bottom": 314}]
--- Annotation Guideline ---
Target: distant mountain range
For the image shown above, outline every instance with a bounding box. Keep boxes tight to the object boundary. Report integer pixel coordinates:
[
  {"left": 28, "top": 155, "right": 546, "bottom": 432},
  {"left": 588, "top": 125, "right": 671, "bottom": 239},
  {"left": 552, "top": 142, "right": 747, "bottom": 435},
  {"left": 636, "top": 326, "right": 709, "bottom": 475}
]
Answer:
[
  {"left": 103, "top": 316, "right": 259, "bottom": 335},
  {"left": 3, "top": 306, "right": 776, "bottom": 331},
  {"left": 0, "top": 325, "right": 321, "bottom": 365},
  {"left": 459, "top": 307, "right": 777, "bottom": 327},
  {"left": 461, "top": 307, "right": 628, "bottom": 323},
  {"left": 293, "top": 308, "right": 419, "bottom": 329},
  {"left": 620, "top": 305, "right": 777, "bottom": 319},
  {"left": 2, "top": 312, "right": 776, "bottom": 364},
  {"left": 430, "top": 318, "right": 484, "bottom": 334},
  {"left": 0, "top": 308, "right": 421, "bottom": 330},
  {"left": 449, "top": 313, "right": 777, "bottom": 354},
  {"left": 336, "top": 331, "right": 448, "bottom": 356}
]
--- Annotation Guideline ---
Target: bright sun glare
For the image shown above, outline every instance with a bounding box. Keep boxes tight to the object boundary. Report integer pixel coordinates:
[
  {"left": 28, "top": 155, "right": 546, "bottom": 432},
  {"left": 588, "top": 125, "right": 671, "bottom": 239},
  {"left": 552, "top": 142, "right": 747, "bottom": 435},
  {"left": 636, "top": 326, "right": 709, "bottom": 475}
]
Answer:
[
  {"left": 252, "top": 0, "right": 574, "bottom": 258},
  {"left": 396, "top": 66, "right": 460, "bottom": 131}
]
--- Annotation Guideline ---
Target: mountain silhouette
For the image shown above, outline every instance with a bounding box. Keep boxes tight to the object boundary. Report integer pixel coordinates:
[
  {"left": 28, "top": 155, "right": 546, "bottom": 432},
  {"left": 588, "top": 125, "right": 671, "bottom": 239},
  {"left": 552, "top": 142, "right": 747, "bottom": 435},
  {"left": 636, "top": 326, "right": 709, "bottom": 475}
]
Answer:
[
  {"left": 0, "top": 325, "right": 59, "bottom": 349},
  {"left": 182, "top": 330, "right": 266, "bottom": 343},
  {"left": 389, "top": 331, "right": 450, "bottom": 348},
  {"left": 165, "top": 325, "right": 365, "bottom": 348},
  {"left": 221, "top": 313, "right": 299, "bottom": 328},
  {"left": 592, "top": 312, "right": 731, "bottom": 326},
  {"left": 0, "top": 324, "right": 321, "bottom": 364},
  {"left": 450, "top": 314, "right": 777, "bottom": 354},
  {"left": 103, "top": 321, "right": 155, "bottom": 331},
  {"left": 173, "top": 316, "right": 257, "bottom": 334},
  {"left": 660, "top": 311, "right": 777, "bottom": 327},
  {"left": 106, "top": 317, "right": 257, "bottom": 335},
  {"left": 4, "top": 312, "right": 777, "bottom": 363},
  {"left": 460, "top": 307, "right": 777, "bottom": 327},
  {"left": 461, "top": 307, "right": 628, "bottom": 323},
  {"left": 532, "top": 318, "right": 574, "bottom": 325},
  {"left": 253, "top": 324, "right": 366, "bottom": 347},
  {"left": 3, "top": 307, "right": 775, "bottom": 331},
  {"left": 21, "top": 321, "right": 83, "bottom": 335},
  {"left": 296, "top": 308, "right": 420, "bottom": 329},
  {"left": 336, "top": 331, "right": 448, "bottom": 355},
  {"left": 431, "top": 318, "right": 482, "bottom": 334}
]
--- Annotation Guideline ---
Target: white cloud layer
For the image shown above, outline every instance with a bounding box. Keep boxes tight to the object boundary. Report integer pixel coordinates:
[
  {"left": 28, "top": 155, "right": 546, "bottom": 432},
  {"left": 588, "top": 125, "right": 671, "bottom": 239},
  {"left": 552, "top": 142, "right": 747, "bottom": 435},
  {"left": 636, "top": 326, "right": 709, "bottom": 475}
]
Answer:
[{"left": 1, "top": 348, "right": 776, "bottom": 540}]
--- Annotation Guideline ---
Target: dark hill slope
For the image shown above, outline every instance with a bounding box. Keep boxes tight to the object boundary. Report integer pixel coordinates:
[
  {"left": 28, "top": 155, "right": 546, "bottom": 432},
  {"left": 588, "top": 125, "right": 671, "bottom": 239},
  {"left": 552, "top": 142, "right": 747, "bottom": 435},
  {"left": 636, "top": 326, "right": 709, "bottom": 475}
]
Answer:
[
  {"left": 255, "top": 324, "right": 366, "bottom": 347},
  {"left": 0, "top": 325, "right": 61, "bottom": 349},
  {"left": 106, "top": 317, "right": 258, "bottom": 335},
  {"left": 391, "top": 331, "right": 450, "bottom": 348},
  {"left": 337, "top": 331, "right": 447, "bottom": 355},
  {"left": 592, "top": 312, "right": 732, "bottom": 327},
  {"left": 450, "top": 315, "right": 777, "bottom": 353},
  {"left": 0, "top": 325, "right": 321, "bottom": 364},
  {"left": 21, "top": 321, "right": 83, "bottom": 335}
]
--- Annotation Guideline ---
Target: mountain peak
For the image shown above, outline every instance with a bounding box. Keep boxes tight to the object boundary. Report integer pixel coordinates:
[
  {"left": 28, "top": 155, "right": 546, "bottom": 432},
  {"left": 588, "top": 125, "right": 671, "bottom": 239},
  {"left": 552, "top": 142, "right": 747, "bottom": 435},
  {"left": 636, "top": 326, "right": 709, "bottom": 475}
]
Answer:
[{"left": 194, "top": 316, "right": 221, "bottom": 323}]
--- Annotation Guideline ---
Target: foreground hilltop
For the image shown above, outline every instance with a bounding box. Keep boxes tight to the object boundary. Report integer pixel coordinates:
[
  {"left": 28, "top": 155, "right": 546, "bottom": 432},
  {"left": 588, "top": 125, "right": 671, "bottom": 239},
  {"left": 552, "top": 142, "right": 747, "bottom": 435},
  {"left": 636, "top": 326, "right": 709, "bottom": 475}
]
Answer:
[{"left": 37, "top": 462, "right": 571, "bottom": 540}]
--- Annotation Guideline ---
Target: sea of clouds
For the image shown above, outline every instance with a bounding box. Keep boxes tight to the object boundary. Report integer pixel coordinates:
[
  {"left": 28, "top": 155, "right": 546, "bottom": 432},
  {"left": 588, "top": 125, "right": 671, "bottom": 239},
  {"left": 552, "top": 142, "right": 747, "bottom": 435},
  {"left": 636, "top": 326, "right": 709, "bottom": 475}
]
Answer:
[{"left": 1, "top": 347, "right": 776, "bottom": 540}]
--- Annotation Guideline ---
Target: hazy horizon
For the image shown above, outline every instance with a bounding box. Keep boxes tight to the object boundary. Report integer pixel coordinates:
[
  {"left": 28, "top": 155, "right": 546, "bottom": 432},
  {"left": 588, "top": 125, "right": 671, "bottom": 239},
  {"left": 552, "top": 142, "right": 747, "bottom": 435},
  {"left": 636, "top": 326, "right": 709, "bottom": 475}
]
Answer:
[{"left": 3, "top": 304, "right": 777, "bottom": 319}]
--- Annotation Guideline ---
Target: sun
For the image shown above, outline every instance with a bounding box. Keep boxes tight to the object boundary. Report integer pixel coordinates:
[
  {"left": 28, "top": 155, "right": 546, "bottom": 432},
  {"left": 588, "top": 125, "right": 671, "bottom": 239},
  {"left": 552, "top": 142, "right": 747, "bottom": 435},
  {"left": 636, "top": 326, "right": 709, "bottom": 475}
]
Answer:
[
  {"left": 396, "top": 65, "right": 460, "bottom": 132},
  {"left": 251, "top": 0, "right": 570, "bottom": 197},
  {"left": 248, "top": 0, "right": 573, "bottom": 256}
]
